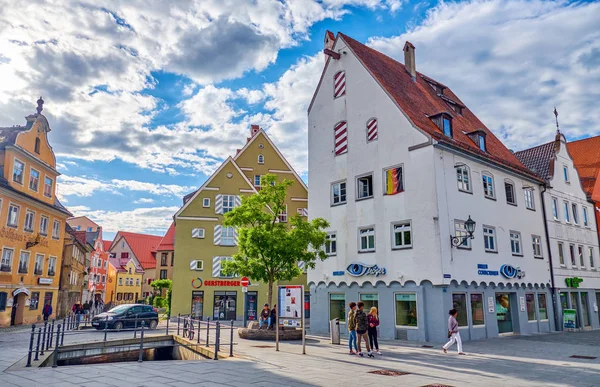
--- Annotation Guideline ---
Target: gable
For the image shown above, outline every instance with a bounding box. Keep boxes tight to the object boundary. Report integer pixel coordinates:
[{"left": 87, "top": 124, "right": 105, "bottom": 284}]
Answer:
[{"left": 15, "top": 115, "right": 57, "bottom": 169}]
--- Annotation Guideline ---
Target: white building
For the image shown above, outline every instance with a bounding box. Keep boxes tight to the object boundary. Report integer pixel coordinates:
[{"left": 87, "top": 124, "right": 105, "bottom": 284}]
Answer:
[
  {"left": 516, "top": 133, "right": 600, "bottom": 330},
  {"left": 307, "top": 31, "right": 555, "bottom": 343}
]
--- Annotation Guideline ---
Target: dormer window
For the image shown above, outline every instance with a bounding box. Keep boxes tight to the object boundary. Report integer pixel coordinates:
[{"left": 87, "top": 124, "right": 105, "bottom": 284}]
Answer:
[
  {"left": 467, "top": 130, "right": 487, "bottom": 152},
  {"left": 478, "top": 135, "right": 486, "bottom": 152},
  {"left": 443, "top": 117, "right": 452, "bottom": 137},
  {"left": 429, "top": 113, "right": 453, "bottom": 138}
]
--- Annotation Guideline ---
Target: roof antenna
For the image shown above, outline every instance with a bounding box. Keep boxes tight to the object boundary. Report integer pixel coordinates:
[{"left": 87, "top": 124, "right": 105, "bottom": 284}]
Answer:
[{"left": 553, "top": 106, "right": 560, "bottom": 134}]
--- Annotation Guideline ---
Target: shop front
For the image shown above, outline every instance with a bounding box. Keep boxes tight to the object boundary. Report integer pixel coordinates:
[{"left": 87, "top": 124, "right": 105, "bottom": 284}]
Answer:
[{"left": 556, "top": 286, "right": 600, "bottom": 330}]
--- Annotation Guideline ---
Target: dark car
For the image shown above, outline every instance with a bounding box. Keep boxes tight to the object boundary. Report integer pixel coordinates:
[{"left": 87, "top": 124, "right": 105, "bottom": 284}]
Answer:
[{"left": 92, "top": 304, "right": 158, "bottom": 331}]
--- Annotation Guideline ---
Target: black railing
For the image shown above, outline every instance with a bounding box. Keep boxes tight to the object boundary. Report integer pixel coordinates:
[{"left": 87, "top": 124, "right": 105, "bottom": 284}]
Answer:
[
  {"left": 0, "top": 264, "right": 11, "bottom": 272},
  {"left": 34, "top": 269, "right": 42, "bottom": 275},
  {"left": 18, "top": 266, "right": 28, "bottom": 274},
  {"left": 48, "top": 270, "right": 56, "bottom": 276}
]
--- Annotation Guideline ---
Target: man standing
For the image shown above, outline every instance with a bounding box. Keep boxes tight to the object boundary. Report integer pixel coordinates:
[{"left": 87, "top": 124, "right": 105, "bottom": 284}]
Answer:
[
  {"left": 355, "top": 302, "right": 373, "bottom": 358},
  {"left": 42, "top": 301, "right": 53, "bottom": 321},
  {"left": 347, "top": 302, "right": 358, "bottom": 355},
  {"left": 269, "top": 304, "right": 277, "bottom": 330}
]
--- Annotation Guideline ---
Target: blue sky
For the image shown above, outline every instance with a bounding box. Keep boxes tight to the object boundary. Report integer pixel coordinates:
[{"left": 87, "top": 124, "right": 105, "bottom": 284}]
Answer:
[{"left": 0, "top": 0, "right": 598, "bottom": 240}]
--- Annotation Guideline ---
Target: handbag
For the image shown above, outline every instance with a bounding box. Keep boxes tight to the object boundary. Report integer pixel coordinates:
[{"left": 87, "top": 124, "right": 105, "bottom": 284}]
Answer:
[{"left": 447, "top": 330, "right": 452, "bottom": 338}]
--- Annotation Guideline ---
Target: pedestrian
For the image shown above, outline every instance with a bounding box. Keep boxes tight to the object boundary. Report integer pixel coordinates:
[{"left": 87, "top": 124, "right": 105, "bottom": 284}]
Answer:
[
  {"left": 259, "top": 304, "right": 270, "bottom": 329},
  {"left": 269, "top": 304, "right": 277, "bottom": 330},
  {"left": 94, "top": 299, "right": 99, "bottom": 312},
  {"left": 367, "top": 306, "right": 381, "bottom": 355},
  {"left": 442, "top": 309, "right": 465, "bottom": 355},
  {"left": 347, "top": 302, "right": 358, "bottom": 355},
  {"left": 355, "top": 302, "right": 373, "bottom": 358},
  {"left": 42, "top": 301, "right": 53, "bottom": 321},
  {"left": 75, "top": 303, "right": 84, "bottom": 325}
]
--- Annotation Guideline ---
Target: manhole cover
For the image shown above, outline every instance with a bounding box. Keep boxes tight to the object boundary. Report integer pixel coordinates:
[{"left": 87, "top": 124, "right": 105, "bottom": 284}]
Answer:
[
  {"left": 421, "top": 384, "right": 456, "bottom": 387},
  {"left": 368, "top": 370, "right": 410, "bottom": 376},
  {"left": 252, "top": 345, "right": 275, "bottom": 348},
  {"left": 570, "top": 355, "right": 597, "bottom": 360}
]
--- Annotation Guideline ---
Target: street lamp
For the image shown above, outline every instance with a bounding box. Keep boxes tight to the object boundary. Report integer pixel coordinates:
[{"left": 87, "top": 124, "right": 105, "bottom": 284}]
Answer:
[{"left": 450, "top": 215, "right": 476, "bottom": 248}]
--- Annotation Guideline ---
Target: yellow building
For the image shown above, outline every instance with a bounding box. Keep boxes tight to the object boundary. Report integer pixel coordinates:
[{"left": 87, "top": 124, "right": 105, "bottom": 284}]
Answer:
[
  {"left": 0, "top": 98, "right": 71, "bottom": 326},
  {"left": 171, "top": 125, "right": 308, "bottom": 321},
  {"left": 104, "top": 261, "right": 117, "bottom": 305},
  {"left": 109, "top": 254, "right": 143, "bottom": 304}
]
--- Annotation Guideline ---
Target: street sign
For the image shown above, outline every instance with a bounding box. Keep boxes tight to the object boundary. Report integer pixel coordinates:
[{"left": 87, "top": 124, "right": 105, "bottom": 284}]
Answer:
[
  {"left": 241, "top": 277, "right": 250, "bottom": 287},
  {"left": 242, "top": 287, "right": 248, "bottom": 293}
]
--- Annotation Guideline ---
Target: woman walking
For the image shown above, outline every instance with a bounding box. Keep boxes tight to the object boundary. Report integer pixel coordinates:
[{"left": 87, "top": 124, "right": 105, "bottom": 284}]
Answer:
[
  {"left": 442, "top": 309, "right": 465, "bottom": 355},
  {"left": 367, "top": 307, "right": 381, "bottom": 355}
]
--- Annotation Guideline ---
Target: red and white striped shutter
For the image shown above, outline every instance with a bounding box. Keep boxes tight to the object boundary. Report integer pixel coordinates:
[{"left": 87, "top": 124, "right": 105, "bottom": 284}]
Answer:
[
  {"left": 334, "top": 121, "right": 348, "bottom": 156},
  {"left": 367, "top": 118, "right": 378, "bottom": 142},
  {"left": 333, "top": 71, "right": 346, "bottom": 98}
]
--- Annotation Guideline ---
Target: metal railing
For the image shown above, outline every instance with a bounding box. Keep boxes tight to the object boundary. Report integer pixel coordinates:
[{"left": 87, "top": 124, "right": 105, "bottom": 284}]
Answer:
[{"left": 170, "top": 314, "right": 236, "bottom": 360}]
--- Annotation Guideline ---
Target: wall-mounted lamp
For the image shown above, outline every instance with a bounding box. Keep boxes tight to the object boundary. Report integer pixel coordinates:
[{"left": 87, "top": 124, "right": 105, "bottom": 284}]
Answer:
[{"left": 450, "top": 215, "right": 476, "bottom": 248}]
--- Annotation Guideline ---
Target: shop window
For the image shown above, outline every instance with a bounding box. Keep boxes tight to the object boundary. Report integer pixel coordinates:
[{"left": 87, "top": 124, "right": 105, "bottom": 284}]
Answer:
[
  {"left": 395, "top": 293, "right": 417, "bottom": 327},
  {"left": 191, "top": 291, "right": 204, "bottom": 319},
  {"left": 526, "top": 293, "right": 536, "bottom": 321},
  {"left": 329, "top": 294, "right": 346, "bottom": 322},
  {"left": 538, "top": 294, "right": 548, "bottom": 320},
  {"left": 470, "top": 294, "right": 485, "bottom": 325},
  {"left": 360, "top": 293, "right": 378, "bottom": 313},
  {"left": 452, "top": 293, "right": 468, "bottom": 326},
  {"left": 29, "top": 292, "right": 40, "bottom": 310},
  {"left": 0, "top": 292, "right": 7, "bottom": 311}
]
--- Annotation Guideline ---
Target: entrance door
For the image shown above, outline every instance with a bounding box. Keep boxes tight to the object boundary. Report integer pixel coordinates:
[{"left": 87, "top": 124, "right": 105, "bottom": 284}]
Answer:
[
  {"left": 496, "top": 293, "right": 513, "bottom": 334},
  {"left": 191, "top": 291, "right": 204, "bottom": 319},
  {"left": 245, "top": 291, "right": 257, "bottom": 322},
  {"left": 11, "top": 293, "right": 26, "bottom": 326},
  {"left": 581, "top": 293, "right": 590, "bottom": 327},
  {"left": 213, "top": 291, "right": 237, "bottom": 320}
]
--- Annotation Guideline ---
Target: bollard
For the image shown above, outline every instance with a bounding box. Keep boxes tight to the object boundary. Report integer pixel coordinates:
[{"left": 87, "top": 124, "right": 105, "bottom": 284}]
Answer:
[
  {"left": 52, "top": 324, "right": 61, "bottom": 368},
  {"left": 177, "top": 313, "right": 180, "bottom": 336},
  {"left": 138, "top": 321, "right": 145, "bottom": 363},
  {"left": 197, "top": 318, "right": 201, "bottom": 344},
  {"left": 229, "top": 320, "right": 234, "bottom": 357},
  {"left": 67, "top": 314, "right": 71, "bottom": 330},
  {"left": 134, "top": 314, "right": 138, "bottom": 339},
  {"left": 48, "top": 319, "right": 55, "bottom": 349},
  {"left": 165, "top": 314, "right": 170, "bottom": 335},
  {"left": 26, "top": 324, "right": 36, "bottom": 367},
  {"left": 213, "top": 321, "right": 220, "bottom": 360},
  {"left": 40, "top": 321, "right": 47, "bottom": 355},
  {"left": 206, "top": 317, "right": 210, "bottom": 347},
  {"left": 103, "top": 315, "right": 108, "bottom": 342},
  {"left": 61, "top": 319, "right": 66, "bottom": 346},
  {"left": 34, "top": 327, "right": 42, "bottom": 361}
]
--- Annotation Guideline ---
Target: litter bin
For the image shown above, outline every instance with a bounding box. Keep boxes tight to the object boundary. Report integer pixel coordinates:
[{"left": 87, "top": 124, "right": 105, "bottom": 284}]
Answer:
[{"left": 330, "top": 318, "right": 340, "bottom": 345}]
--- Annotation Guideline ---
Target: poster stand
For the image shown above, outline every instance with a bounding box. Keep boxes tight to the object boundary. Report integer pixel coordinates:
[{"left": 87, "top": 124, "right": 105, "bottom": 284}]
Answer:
[{"left": 276, "top": 285, "right": 305, "bottom": 354}]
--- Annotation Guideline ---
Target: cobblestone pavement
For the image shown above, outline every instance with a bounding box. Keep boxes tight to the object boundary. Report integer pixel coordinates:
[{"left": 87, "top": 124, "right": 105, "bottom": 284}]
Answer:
[{"left": 1, "top": 324, "right": 599, "bottom": 387}]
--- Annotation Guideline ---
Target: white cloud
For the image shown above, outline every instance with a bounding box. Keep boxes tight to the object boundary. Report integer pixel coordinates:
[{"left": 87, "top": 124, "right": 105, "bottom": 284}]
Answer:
[
  {"left": 134, "top": 198, "right": 155, "bottom": 204},
  {"left": 70, "top": 206, "right": 177, "bottom": 234}
]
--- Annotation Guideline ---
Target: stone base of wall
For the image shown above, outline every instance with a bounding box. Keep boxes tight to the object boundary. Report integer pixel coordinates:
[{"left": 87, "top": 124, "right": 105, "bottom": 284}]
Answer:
[{"left": 238, "top": 322, "right": 303, "bottom": 341}]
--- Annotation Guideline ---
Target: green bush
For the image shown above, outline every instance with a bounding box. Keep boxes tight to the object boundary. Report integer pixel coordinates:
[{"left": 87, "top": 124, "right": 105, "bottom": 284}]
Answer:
[{"left": 153, "top": 296, "right": 166, "bottom": 308}]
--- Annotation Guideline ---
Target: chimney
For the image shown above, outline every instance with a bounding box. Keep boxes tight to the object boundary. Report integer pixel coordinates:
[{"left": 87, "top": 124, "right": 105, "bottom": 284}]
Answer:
[
  {"left": 324, "top": 30, "right": 338, "bottom": 62},
  {"left": 404, "top": 41, "right": 416, "bottom": 80},
  {"left": 251, "top": 124, "right": 260, "bottom": 136}
]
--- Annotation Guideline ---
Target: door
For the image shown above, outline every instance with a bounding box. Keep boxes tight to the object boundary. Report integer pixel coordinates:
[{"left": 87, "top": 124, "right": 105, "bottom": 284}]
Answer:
[
  {"left": 191, "top": 291, "right": 204, "bottom": 320},
  {"left": 214, "top": 292, "right": 237, "bottom": 320},
  {"left": 496, "top": 293, "right": 513, "bottom": 334},
  {"left": 245, "top": 291, "right": 257, "bottom": 322},
  {"left": 581, "top": 293, "right": 590, "bottom": 327},
  {"left": 11, "top": 294, "right": 26, "bottom": 326},
  {"left": 569, "top": 293, "right": 579, "bottom": 328}
]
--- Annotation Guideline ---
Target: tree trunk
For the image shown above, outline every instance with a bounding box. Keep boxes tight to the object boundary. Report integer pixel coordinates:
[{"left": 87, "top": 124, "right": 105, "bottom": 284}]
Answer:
[{"left": 267, "top": 279, "right": 274, "bottom": 309}]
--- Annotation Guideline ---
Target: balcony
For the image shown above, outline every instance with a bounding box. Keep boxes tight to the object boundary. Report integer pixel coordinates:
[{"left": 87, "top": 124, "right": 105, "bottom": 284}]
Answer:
[
  {"left": 48, "top": 270, "right": 56, "bottom": 276},
  {"left": 34, "top": 268, "right": 43, "bottom": 275},
  {"left": 1, "top": 264, "right": 12, "bottom": 273},
  {"left": 18, "top": 265, "right": 28, "bottom": 274}
]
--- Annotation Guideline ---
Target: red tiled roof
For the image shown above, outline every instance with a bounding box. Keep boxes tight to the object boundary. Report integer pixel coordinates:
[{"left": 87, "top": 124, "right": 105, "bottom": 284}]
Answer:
[
  {"left": 338, "top": 33, "right": 540, "bottom": 182},
  {"left": 567, "top": 135, "right": 600, "bottom": 197},
  {"left": 102, "top": 240, "right": 112, "bottom": 252},
  {"left": 514, "top": 140, "right": 557, "bottom": 180},
  {"left": 117, "top": 231, "right": 162, "bottom": 270},
  {"left": 73, "top": 231, "right": 88, "bottom": 247},
  {"left": 157, "top": 223, "right": 175, "bottom": 251}
]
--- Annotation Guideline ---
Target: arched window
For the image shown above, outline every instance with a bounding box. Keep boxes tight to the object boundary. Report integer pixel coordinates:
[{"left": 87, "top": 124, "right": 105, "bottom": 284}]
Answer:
[
  {"left": 366, "top": 118, "right": 378, "bottom": 142},
  {"left": 333, "top": 71, "right": 346, "bottom": 98},
  {"left": 334, "top": 121, "right": 348, "bottom": 156},
  {"left": 34, "top": 138, "right": 40, "bottom": 154},
  {"left": 258, "top": 154, "right": 264, "bottom": 164}
]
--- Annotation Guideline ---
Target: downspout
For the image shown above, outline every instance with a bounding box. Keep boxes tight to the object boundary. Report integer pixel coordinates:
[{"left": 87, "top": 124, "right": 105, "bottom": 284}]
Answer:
[{"left": 540, "top": 183, "right": 559, "bottom": 331}]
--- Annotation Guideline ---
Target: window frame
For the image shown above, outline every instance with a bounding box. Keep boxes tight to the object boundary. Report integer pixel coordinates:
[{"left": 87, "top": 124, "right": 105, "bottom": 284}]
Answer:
[
  {"left": 330, "top": 180, "right": 347, "bottom": 206},
  {"left": 510, "top": 231, "right": 523, "bottom": 256},
  {"left": 39, "top": 215, "right": 49, "bottom": 236},
  {"left": 482, "top": 172, "right": 495, "bottom": 199},
  {"left": 1, "top": 248, "right": 14, "bottom": 273},
  {"left": 563, "top": 165, "right": 569, "bottom": 183},
  {"left": 538, "top": 294, "right": 548, "bottom": 321},
  {"left": 43, "top": 176, "right": 53, "bottom": 198},
  {"left": 222, "top": 195, "right": 235, "bottom": 214},
  {"left": 24, "top": 210, "right": 35, "bottom": 233},
  {"left": 483, "top": 225, "right": 497, "bottom": 253},
  {"left": 569, "top": 244, "right": 577, "bottom": 268},
  {"left": 356, "top": 173, "right": 374, "bottom": 201},
  {"left": 325, "top": 232, "right": 337, "bottom": 256},
  {"left": 531, "top": 235, "right": 543, "bottom": 258},
  {"left": 18, "top": 250, "right": 30, "bottom": 274},
  {"left": 254, "top": 175, "right": 263, "bottom": 188},
  {"left": 48, "top": 256, "right": 56, "bottom": 276},
  {"left": 456, "top": 165, "right": 472, "bottom": 193},
  {"left": 358, "top": 226, "right": 376, "bottom": 253},
  {"left": 278, "top": 204, "right": 288, "bottom": 223},
  {"left": 221, "top": 226, "right": 236, "bottom": 246},
  {"left": 563, "top": 201, "right": 570, "bottom": 223},
  {"left": 52, "top": 220, "right": 61, "bottom": 240},
  {"left": 383, "top": 164, "right": 404, "bottom": 196},
  {"left": 391, "top": 220, "right": 412, "bottom": 250},
  {"left": 558, "top": 242, "right": 565, "bottom": 267},
  {"left": 578, "top": 245, "right": 585, "bottom": 269},
  {"left": 34, "top": 253, "right": 44, "bottom": 275},
  {"left": 257, "top": 154, "right": 264, "bottom": 164},
  {"left": 504, "top": 180, "right": 517, "bottom": 206},
  {"left": 583, "top": 207, "right": 589, "bottom": 227},
  {"left": 525, "top": 293, "right": 537, "bottom": 322},
  {"left": 571, "top": 203, "right": 579, "bottom": 225},
  {"left": 7, "top": 203, "right": 20, "bottom": 228},
  {"left": 454, "top": 220, "right": 472, "bottom": 249},
  {"left": 470, "top": 293, "right": 485, "bottom": 326},
  {"left": 12, "top": 158, "right": 25, "bottom": 185},
  {"left": 29, "top": 167, "right": 40, "bottom": 192},
  {"left": 524, "top": 188, "right": 535, "bottom": 210},
  {"left": 218, "top": 256, "right": 235, "bottom": 278},
  {"left": 443, "top": 117, "right": 453, "bottom": 138},
  {"left": 203, "top": 198, "right": 210, "bottom": 208},
  {"left": 589, "top": 247, "right": 595, "bottom": 270},
  {"left": 394, "top": 292, "right": 418, "bottom": 328},
  {"left": 551, "top": 197, "right": 559, "bottom": 221}
]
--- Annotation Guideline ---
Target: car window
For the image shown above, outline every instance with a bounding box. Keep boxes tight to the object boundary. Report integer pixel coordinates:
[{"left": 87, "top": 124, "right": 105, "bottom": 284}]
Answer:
[
  {"left": 129, "top": 306, "right": 142, "bottom": 314},
  {"left": 109, "top": 305, "right": 131, "bottom": 314},
  {"left": 143, "top": 306, "right": 153, "bottom": 313}
]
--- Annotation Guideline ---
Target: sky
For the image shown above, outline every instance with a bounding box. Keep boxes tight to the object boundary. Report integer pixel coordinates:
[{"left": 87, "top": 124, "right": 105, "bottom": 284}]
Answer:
[{"left": 0, "top": 0, "right": 599, "bottom": 240}]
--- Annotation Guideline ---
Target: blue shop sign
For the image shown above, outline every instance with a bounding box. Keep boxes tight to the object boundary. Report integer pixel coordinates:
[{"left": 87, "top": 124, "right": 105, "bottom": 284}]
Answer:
[
  {"left": 477, "top": 263, "right": 498, "bottom": 276},
  {"left": 346, "top": 263, "right": 386, "bottom": 277},
  {"left": 332, "top": 271, "right": 345, "bottom": 276},
  {"left": 443, "top": 274, "right": 451, "bottom": 279},
  {"left": 500, "top": 264, "right": 525, "bottom": 279}
]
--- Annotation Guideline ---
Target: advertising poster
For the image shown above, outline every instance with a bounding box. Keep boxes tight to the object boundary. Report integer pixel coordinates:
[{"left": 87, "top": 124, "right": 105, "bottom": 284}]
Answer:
[
  {"left": 563, "top": 309, "right": 577, "bottom": 330},
  {"left": 279, "top": 286, "right": 303, "bottom": 327}
]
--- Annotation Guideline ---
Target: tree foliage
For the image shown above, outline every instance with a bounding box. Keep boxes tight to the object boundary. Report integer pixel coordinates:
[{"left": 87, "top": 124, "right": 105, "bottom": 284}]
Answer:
[
  {"left": 150, "top": 279, "right": 172, "bottom": 315},
  {"left": 222, "top": 174, "right": 329, "bottom": 306}
]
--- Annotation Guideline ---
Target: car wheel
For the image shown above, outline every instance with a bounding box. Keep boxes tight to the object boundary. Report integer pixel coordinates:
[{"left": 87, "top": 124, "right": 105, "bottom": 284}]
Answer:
[
  {"left": 149, "top": 320, "right": 158, "bottom": 330},
  {"left": 113, "top": 321, "right": 124, "bottom": 331}
]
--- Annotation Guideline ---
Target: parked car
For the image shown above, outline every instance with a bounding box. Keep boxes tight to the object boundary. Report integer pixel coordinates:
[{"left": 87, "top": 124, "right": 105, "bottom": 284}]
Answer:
[{"left": 92, "top": 304, "right": 158, "bottom": 331}]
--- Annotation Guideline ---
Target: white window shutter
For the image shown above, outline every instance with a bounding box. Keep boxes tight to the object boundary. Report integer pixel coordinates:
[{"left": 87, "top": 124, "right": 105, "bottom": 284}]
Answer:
[
  {"left": 214, "top": 225, "right": 222, "bottom": 245},
  {"left": 212, "top": 256, "right": 221, "bottom": 277},
  {"left": 235, "top": 195, "right": 242, "bottom": 208},
  {"left": 189, "top": 260, "right": 197, "bottom": 270},
  {"left": 215, "top": 194, "right": 223, "bottom": 214}
]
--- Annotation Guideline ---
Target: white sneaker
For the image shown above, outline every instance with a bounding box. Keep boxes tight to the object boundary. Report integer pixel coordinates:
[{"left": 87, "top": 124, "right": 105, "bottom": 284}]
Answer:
[
  {"left": 367, "top": 351, "right": 374, "bottom": 358},
  {"left": 376, "top": 350, "right": 382, "bottom": 355}
]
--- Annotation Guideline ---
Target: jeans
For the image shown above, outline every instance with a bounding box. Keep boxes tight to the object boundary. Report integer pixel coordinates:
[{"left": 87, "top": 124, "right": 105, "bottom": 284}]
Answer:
[
  {"left": 348, "top": 330, "right": 358, "bottom": 351},
  {"left": 259, "top": 317, "right": 271, "bottom": 328}
]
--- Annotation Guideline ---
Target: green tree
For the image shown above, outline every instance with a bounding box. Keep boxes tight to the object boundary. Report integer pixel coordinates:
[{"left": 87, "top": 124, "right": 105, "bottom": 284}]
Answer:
[
  {"left": 150, "top": 279, "right": 172, "bottom": 315},
  {"left": 222, "top": 174, "right": 330, "bottom": 307}
]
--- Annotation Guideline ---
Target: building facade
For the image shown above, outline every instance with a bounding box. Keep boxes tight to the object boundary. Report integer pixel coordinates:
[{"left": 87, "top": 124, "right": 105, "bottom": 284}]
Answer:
[
  {"left": 57, "top": 225, "right": 90, "bottom": 317},
  {"left": 307, "top": 32, "right": 554, "bottom": 343},
  {"left": 156, "top": 222, "right": 175, "bottom": 296},
  {"left": 108, "top": 253, "right": 143, "bottom": 304},
  {"left": 0, "top": 98, "right": 71, "bottom": 326},
  {"left": 171, "top": 126, "right": 309, "bottom": 321}
]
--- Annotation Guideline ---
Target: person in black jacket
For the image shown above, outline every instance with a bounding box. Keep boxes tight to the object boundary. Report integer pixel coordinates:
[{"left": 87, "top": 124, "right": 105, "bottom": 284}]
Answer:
[
  {"left": 355, "top": 302, "right": 373, "bottom": 357},
  {"left": 269, "top": 304, "right": 277, "bottom": 330}
]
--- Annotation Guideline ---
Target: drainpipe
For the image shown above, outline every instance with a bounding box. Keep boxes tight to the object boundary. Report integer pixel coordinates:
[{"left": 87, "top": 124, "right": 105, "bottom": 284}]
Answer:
[{"left": 540, "top": 184, "right": 560, "bottom": 331}]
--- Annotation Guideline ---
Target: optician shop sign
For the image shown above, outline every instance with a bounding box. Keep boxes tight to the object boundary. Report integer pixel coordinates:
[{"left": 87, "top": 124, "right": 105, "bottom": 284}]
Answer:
[
  {"left": 476, "top": 264, "right": 524, "bottom": 279},
  {"left": 346, "top": 263, "right": 386, "bottom": 277}
]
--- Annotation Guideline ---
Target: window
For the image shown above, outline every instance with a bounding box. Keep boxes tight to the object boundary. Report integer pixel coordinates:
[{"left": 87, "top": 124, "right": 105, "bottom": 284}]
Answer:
[
  {"left": 526, "top": 294, "right": 536, "bottom": 321},
  {"left": 221, "top": 227, "right": 235, "bottom": 246},
  {"left": 222, "top": 195, "right": 235, "bottom": 214},
  {"left": 483, "top": 226, "right": 497, "bottom": 252},
  {"left": 578, "top": 245, "right": 585, "bottom": 268},
  {"left": 192, "top": 228, "right": 205, "bottom": 239},
  {"left": 552, "top": 198, "right": 559, "bottom": 220},
  {"left": 297, "top": 208, "right": 308, "bottom": 217},
  {"left": 333, "top": 71, "right": 346, "bottom": 98},
  {"left": 478, "top": 135, "right": 486, "bottom": 152},
  {"left": 160, "top": 269, "right": 168, "bottom": 279},
  {"left": 510, "top": 231, "right": 522, "bottom": 255},
  {"left": 39, "top": 215, "right": 48, "bottom": 236},
  {"left": 30, "top": 292, "right": 39, "bottom": 310},
  {"left": 563, "top": 201, "right": 570, "bottom": 223},
  {"left": 356, "top": 174, "right": 373, "bottom": 199},
  {"left": 161, "top": 253, "right": 168, "bottom": 266},
  {"left": 118, "top": 278, "right": 123, "bottom": 286},
  {"left": 254, "top": 175, "right": 263, "bottom": 187},
  {"left": 395, "top": 293, "right": 417, "bottom": 327},
  {"left": 102, "top": 275, "right": 105, "bottom": 283},
  {"left": 443, "top": 117, "right": 452, "bottom": 137},
  {"left": 366, "top": 118, "right": 378, "bottom": 142},
  {"left": 52, "top": 220, "right": 60, "bottom": 239},
  {"left": 455, "top": 220, "right": 471, "bottom": 249},
  {"left": 589, "top": 247, "right": 595, "bottom": 269},
  {"left": 43, "top": 176, "right": 53, "bottom": 198},
  {"left": 1, "top": 248, "right": 14, "bottom": 272},
  {"left": 383, "top": 165, "right": 403, "bottom": 195},
  {"left": 524, "top": 189, "right": 535, "bottom": 210},
  {"left": 532, "top": 235, "right": 542, "bottom": 258},
  {"left": 191, "top": 260, "right": 203, "bottom": 271},
  {"left": 218, "top": 257, "right": 234, "bottom": 278},
  {"left": 97, "top": 258, "right": 102, "bottom": 267},
  {"left": 569, "top": 244, "right": 576, "bottom": 267},
  {"left": 325, "top": 233, "right": 337, "bottom": 255},
  {"left": 456, "top": 166, "right": 471, "bottom": 192},
  {"left": 257, "top": 154, "right": 264, "bottom": 164},
  {"left": 471, "top": 294, "right": 485, "bottom": 325},
  {"left": 558, "top": 242, "right": 565, "bottom": 266},
  {"left": 505, "top": 181, "right": 516, "bottom": 205},
  {"left": 452, "top": 293, "right": 468, "bottom": 326},
  {"left": 538, "top": 294, "right": 548, "bottom": 320},
  {"left": 563, "top": 165, "right": 569, "bottom": 183},
  {"left": 392, "top": 221, "right": 412, "bottom": 249},
  {"left": 12, "top": 159, "right": 24, "bottom": 184},
  {"left": 331, "top": 181, "right": 347, "bottom": 205},
  {"left": 34, "top": 137, "right": 41, "bottom": 154},
  {"left": 48, "top": 256, "right": 56, "bottom": 276},
  {"left": 482, "top": 173, "right": 494, "bottom": 198},
  {"left": 583, "top": 207, "right": 589, "bottom": 227},
  {"left": 7, "top": 204, "right": 19, "bottom": 228},
  {"left": 34, "top": 254, "right": 43, "bottom": 275},
  {"left": 358, "top": 227, "right": 375, "bottom": 252},
  {"left": 329, "top": 294, "right": 345, "bottom": 322},
  {"left": 136, "top": 278, "right": 140, "bottom": 286},
  {"left": 203, "top": 198, "right": 210, "bottom": 208},
  {"left": 0, "top": 292, "right": 7, "bottom": 311},
  {"left": 572, "top": 204, "right": 579, "bottom": 225},
  {"left": 278, "top": 205, "right": 288, "bottom": 223},
  {"left": 18, "top": 251, "right": 30, "bottom": 274},
  {"left": 24, "top": 210, "right": 35, "bottom": 232},
  {"left": 29, "top": 169, "right": 40, "bottom": 191}
]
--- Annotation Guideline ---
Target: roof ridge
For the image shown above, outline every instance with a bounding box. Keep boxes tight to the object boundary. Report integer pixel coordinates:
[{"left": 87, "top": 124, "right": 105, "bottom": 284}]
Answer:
[{"left": 514, "top": 140, "right": 555, "bottom": 155}]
